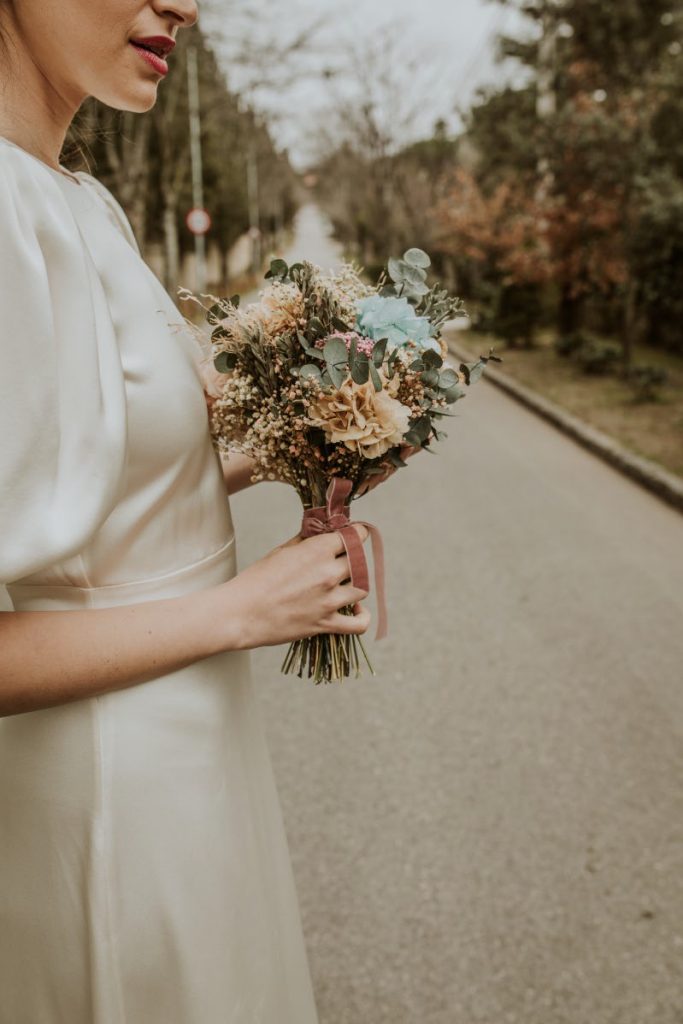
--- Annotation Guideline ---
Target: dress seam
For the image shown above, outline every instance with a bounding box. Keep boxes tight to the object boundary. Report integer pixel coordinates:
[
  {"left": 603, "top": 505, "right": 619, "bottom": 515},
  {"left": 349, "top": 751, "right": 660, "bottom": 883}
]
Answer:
[{"left": 8, "top": 535, "right": 235, "bottom": 595}]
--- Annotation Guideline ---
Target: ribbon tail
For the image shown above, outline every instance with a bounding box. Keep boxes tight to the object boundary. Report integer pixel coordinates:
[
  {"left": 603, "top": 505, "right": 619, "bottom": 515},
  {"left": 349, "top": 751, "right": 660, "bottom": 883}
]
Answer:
[
  {"left": 337, "top": 525, "right": 370, "bottom": 594},
  {"left": 365, "top": 523, "right": 388, "bottom": 642},
  {"left": 338, "top": 521, "right": 388, "bottom": 642}
]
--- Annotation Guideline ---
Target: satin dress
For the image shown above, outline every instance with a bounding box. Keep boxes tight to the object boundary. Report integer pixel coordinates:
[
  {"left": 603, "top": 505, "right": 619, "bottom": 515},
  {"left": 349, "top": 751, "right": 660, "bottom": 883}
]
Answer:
[{"left": 0, "top": 137, "right": 319, "bottom": 1024}]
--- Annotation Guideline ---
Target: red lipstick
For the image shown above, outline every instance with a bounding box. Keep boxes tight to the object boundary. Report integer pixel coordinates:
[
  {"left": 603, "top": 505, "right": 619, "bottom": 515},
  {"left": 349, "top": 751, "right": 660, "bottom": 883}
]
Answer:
[{"left": 129, "top": 35, "right": 175, "bottom": 76}]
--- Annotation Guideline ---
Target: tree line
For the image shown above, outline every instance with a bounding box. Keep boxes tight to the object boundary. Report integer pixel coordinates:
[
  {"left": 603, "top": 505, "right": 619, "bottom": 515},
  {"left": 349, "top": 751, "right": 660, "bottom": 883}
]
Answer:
[
  {"left": 63, "top": 23, "right": 298, "bottom": 296},
  {"left": 313, "top": 0, "right": 683, "bottom": 367}
]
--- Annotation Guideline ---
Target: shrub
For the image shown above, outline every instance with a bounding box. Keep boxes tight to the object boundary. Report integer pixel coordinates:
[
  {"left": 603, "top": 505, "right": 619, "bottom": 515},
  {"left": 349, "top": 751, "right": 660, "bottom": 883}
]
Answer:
[
  {"left": 554, "top": 330, "right": 592, "bottom": 358},
  {"left": 576, "top": 339, "right": 622, "bottom": 375},
  {"left": 491, "top": 283, "right": 543, "bottom": 348},
  {"left": 626, "top": 364, "right": 669, "bottom": 402}
]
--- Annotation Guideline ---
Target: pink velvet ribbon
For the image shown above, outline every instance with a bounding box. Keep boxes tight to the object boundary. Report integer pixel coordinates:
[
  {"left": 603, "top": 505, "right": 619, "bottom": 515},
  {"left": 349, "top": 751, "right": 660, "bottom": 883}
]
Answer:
[{"left": 301, "top": 477, "right": 388, "bottom": 641}]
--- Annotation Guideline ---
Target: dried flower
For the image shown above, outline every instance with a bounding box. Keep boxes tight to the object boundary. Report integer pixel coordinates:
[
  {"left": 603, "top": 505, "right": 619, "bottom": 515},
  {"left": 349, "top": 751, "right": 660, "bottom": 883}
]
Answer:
[{"left": 305, "top": 376, "right": 411, "bottom": 460}]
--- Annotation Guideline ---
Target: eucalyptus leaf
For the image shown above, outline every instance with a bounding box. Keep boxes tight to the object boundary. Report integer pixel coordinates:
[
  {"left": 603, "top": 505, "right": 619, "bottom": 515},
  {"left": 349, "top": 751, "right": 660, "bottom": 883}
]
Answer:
[
  {"left": 369, "top": 362, "right": 383, "bottom": 392},
  {"left": 207, "top": 303, "right": 225, "bottom": 325},
  {"left": 439, "top": 369, "right": 459, "bottom": 389},
  {"left": 388, "top": 449, "right": 408, "bottom": 468},
  {"left": 410, "top": 416, "right": 432, "bottom": 442},
  {"left": 214, "top": 351, "right": 237, "bottom": 373},
  {"left": 421, "top": 349, "right": 443, "bottom": 369},
  {"left": 402, "top": 264, "right": 428, "bottom": 288},
  {"left": 268, "top": 258, "right": 288, "bottom": 279},
  {"left": 323, "top": 337, "right": 348, "bottom": 367},
  {"left": 421, "top": 369, "right": 440, "bottom": 388},
  {"left": 405, "top": 279, "right": 430, "bottom": 297},
  {"left": 387, "top": 257, "right": 404, "bottom": 283},
  {"left": 404, "top": 248, "right": 431, "bottom": 269},
  {"left": 351, "top": 353, "right": 370, "bottom": 385},
  {"left": 372, "top": 337, "right": 388, "bottom": 367},
  {"left": 443, "top": 385, "right": 467, "bottom": 403},
  {"left": 308, "top": 317, "right": 325, "bottom": 339},
  {"left": 327, "top": 361, "right": 346, "bottom": 389}
]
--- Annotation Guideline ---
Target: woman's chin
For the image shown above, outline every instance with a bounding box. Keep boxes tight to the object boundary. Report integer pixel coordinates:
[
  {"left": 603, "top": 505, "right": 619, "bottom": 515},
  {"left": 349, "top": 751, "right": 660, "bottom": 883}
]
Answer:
[{"left": 98, "top": 83, "right": 160, "bottom": 114}]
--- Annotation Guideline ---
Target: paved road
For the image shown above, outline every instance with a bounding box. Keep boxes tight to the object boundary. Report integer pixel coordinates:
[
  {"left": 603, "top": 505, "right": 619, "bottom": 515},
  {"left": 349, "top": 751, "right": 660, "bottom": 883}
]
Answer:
[{"left": 233, "top": 204, "right": 683, "bottom": 1024}]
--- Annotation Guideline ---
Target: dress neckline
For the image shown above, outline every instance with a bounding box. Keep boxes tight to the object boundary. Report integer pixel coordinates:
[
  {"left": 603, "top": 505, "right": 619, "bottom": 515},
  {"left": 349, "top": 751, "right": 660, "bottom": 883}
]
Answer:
[{"left": 0, "top": 136, "right": 83, "bottom": 186}]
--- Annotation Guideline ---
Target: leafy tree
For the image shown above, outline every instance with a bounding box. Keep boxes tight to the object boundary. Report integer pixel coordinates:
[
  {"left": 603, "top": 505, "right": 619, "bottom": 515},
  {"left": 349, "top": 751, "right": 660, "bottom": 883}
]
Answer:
[
  {"left": 63, "top": 23, "right": 297, "bottom": 294},
  {"left": 464, "top": 0, "right": 683, "bottom": 357}
]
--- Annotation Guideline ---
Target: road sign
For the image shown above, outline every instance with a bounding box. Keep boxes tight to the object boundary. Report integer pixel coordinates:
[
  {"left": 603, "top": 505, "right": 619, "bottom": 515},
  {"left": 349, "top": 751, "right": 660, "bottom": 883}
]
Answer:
[{"left": 185, "top": 207, "right": 212, "bottom": 236}]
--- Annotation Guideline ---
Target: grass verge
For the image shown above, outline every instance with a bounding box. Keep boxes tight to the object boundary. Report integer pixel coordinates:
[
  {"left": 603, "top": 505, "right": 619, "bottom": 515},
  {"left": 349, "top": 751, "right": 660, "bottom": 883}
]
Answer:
[{"left": 446, "top": 328, "right": 683, "bottom": 480}]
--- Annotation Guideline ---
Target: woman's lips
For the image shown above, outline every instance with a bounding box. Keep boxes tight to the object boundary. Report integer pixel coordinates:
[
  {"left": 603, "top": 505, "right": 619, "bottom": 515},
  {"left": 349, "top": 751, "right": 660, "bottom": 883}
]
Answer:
[{"left": 129, "top": 42, "right": 169, "bottom": 76}]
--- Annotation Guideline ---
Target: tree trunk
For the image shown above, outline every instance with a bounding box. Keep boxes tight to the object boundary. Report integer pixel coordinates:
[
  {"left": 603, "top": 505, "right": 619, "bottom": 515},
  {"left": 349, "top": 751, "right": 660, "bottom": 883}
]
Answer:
[
  {"left": 128, "top": 197, "right": 148, "bottom": 253},
  {"left": 163, "top": 199, "right": 180, "bottom": 297},
  {"left": 558, "top": 283, "right": 584, "bottom": 335},
  {"left": 621, "top": 278, "right": 637, "bottom": 370}
]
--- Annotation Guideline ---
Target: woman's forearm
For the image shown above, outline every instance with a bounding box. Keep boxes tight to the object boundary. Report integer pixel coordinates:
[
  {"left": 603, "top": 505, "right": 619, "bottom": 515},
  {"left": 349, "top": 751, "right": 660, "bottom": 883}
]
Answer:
[
  {"left": 0, "top": 583, "right": 242, "bottom": 718},
  {"left": 0, "top": 496, "right": 374, "bottom": 717},
  {"left": 219, "top": 451, "right": 262, "bottom": 496}
]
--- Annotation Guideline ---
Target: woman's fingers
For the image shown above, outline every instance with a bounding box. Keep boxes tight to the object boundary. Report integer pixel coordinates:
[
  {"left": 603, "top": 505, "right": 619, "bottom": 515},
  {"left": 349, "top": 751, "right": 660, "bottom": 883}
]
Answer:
[
  {"left": 328, "top": 580, "right": 370, "bottom": 607},
  {"left": 325, "top": 602, "right": 372, "bottom": 635},
  {"left": 311, "top": 524, "right": 370, "bottom": 557}
]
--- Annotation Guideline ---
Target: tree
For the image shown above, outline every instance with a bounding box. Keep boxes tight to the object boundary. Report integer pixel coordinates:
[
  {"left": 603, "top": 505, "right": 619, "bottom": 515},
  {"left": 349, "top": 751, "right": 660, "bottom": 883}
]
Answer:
[
  {"left": 463, "top": 0, "right": 683, "bottom": 357},
  {"left": 63, "top": 22, "right": 297, "bottom": 294}
]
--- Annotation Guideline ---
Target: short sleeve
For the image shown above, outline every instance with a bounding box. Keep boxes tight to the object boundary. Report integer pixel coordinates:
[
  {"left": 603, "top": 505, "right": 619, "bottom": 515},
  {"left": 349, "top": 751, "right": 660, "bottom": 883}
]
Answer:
[{"left": 0, "top": 150, "right": 128, "bottom": 585}]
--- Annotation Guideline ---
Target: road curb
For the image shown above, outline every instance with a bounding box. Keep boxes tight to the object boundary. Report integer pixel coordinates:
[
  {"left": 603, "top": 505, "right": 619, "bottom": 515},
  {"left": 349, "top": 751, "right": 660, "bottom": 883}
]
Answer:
[{"left": 444, "top": 327, "right": 683, "bottom": 516}]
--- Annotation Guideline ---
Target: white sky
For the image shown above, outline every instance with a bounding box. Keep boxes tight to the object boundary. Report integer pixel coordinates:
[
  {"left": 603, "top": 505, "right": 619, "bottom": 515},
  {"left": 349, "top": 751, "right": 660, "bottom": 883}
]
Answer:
[{"left": 202, "top": 0, "right": 529, "bottom": 166}]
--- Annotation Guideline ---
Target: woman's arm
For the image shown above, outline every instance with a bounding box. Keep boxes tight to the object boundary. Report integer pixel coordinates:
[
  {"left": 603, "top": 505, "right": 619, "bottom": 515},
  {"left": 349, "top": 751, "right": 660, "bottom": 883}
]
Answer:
[
  {"left": 218, "top": 447, "right": 422, "bottom": 498},
  {"left": 0, "top": 525, "right": 371, "bottom": 717},
  {"left": 218, "top": 451, "right": 260, "bottom": 497}
]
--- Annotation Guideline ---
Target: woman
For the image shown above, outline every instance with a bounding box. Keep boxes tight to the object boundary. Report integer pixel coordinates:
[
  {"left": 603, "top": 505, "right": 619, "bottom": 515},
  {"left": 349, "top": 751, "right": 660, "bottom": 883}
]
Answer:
[{"left": 0, "top": 1, "right": 391, "bottom": 1020}]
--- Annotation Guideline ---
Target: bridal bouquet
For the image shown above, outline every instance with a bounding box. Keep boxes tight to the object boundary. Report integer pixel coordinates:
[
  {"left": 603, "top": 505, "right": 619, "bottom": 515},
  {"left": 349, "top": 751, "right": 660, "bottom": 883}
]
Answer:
[{"left": 180, "top": 250, "right": 500, "bottom": 684}]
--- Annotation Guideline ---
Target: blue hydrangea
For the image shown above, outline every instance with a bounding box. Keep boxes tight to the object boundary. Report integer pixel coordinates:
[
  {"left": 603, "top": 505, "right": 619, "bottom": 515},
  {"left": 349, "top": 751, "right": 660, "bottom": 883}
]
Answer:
[{"left": 355, "top": 295, "right": 440, "bottom": 353}]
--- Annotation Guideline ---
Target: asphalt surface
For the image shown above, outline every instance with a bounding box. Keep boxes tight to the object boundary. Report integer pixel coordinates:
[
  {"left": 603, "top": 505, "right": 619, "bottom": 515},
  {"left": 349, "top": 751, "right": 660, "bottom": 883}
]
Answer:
[{"left": 230, "top": 204, "right": 683, "bottom": 1024}]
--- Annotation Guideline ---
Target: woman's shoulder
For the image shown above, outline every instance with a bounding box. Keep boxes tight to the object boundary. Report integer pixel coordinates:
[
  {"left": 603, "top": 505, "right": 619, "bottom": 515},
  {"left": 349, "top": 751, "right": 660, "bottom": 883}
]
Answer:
[
  {"left": 0, "top": 138, "right": 88, "bottom": 268},
  {"left": 0, "top": 139, "right": 140, "bottom": 254},
  {"left": 74, "top": 170, "right": 141, "bottom": 253},
  {"left": 0, "top": 136, "right": 73, "bottom": 208}
]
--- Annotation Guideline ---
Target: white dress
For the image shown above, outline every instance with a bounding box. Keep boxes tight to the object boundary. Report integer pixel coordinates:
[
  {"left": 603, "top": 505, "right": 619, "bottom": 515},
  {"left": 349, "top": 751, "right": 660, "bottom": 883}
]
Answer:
[{"left": 0, "top": 137, "right": 319, "bottom": 1024}]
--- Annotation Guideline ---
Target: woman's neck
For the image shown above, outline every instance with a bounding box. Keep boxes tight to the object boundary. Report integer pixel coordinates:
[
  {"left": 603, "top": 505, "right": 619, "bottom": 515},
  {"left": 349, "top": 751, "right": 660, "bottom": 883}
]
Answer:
[{"left": 0, "top": 16, "right": 83, "bottom": 170}]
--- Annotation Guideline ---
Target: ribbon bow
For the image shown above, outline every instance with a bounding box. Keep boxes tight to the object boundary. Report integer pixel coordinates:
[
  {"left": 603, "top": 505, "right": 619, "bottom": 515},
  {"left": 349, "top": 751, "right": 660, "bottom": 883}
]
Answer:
[{"left": 301, "top": 477, "right": 388, "bottom": 641}]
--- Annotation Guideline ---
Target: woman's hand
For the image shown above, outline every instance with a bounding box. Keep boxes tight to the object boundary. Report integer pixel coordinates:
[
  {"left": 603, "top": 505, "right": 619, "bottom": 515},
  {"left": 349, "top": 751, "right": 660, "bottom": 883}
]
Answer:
[
  {"left": 354, "top": 444, "right": 423, "bottom": 498},
  {"left": 218, "top": 525, "right": 372, "bottom": 650}
]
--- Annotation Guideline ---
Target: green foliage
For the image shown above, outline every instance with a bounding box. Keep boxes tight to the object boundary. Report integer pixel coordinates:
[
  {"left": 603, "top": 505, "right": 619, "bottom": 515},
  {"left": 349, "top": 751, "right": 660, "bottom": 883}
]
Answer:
[
  {"left": 492, "top": 284, "right": 543, "bottom": 349},
  {"left": 554, "top": 330, "right": 593, "bottom": 358},
  {"left": 629, "top": 170, "right": 683, "bottom": 355},
  {"left": 63, "top": 25, "right": 297, "bottom": 278},
  {"left": 576, "top": 339, "right": 622, "bottom": 375},
  {"left": 386, "top": 248, "right": 432, "bottom": 300},
  {"left": 626, "top": 364, "right": 670, "bottom": 402},
  {"left": 465, "top": 85, "right": 539, "bottom": 187}
]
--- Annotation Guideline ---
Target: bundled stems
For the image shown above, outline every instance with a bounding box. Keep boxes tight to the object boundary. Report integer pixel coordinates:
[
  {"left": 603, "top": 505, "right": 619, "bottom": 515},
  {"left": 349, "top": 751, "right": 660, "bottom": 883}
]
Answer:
[{"left": 281, "top": 605, "right": 375, "bottom": 684}]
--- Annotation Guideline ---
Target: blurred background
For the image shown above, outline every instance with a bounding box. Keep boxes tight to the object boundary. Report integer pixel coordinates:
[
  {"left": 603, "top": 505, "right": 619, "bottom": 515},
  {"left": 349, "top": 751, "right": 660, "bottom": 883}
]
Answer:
[
  {"left": 61, "top": 3, "right": 683, "bottom": 1023},
  {"left": 63, "top": 0, "right": 683, "bottom": 478}
]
